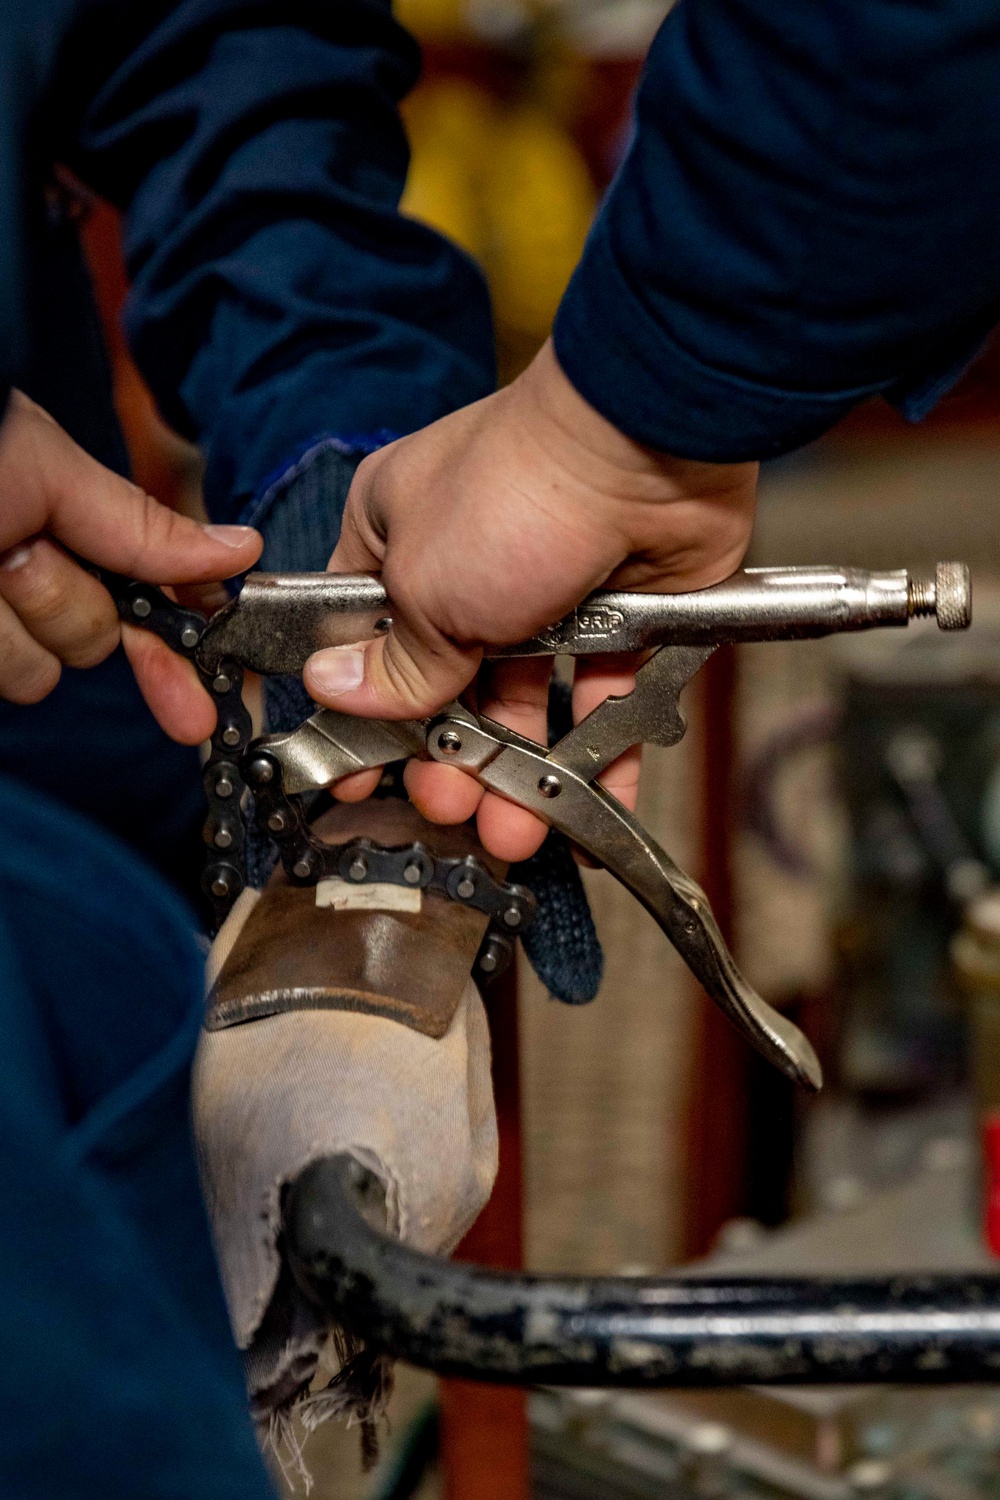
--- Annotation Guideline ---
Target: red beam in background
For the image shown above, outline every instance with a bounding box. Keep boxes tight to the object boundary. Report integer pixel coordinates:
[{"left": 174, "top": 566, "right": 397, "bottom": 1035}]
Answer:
[
  {"left": 439, "top": 967, "right": 529, "bottom": 1500},
  {"left": 681, "top": 645, "right": 753, "bottom": 1260}
]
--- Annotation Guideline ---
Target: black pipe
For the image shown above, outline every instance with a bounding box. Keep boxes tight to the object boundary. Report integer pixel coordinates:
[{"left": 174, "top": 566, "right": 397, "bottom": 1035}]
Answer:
[{"left": 284, "top": 1156, "right": 1000, "bottom": 1388}]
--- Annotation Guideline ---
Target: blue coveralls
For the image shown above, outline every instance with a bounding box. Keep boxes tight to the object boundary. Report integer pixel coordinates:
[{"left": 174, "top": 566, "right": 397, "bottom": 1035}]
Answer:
[{"left": 2, "top": 0, "right": 1000, "bottom": 1491}]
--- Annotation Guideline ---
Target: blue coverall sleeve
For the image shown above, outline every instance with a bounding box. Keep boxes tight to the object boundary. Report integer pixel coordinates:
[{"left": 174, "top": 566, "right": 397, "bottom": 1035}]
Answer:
[
  {"left": 59, "top": 0, "right": 495, "bottom": 519},
  {"left": 554, "top": 0, "right": 1000, "bottom": 460}
]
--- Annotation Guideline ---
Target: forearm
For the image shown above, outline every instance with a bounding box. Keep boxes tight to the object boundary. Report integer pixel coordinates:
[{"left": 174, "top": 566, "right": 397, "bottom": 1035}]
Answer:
[
  {"left": 59, "top": 0, "right": 495, "bottom": 523},
  {"left": 555, "top": 0, "right": 1000, "bottom": 460}
]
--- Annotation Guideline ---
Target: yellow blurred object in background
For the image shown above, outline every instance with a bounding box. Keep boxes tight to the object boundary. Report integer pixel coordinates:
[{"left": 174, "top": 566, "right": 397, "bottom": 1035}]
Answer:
[
  {"left": 395, "top": 0, "right": 470, "bottom": 44},
  {"left": 402, "top": 78, "right": 596, "bottom": 378}
]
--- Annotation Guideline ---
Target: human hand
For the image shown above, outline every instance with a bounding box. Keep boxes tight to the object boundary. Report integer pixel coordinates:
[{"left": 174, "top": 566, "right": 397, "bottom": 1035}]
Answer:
[
  {"left": 0, "top": 390, "right": 261, "bottom": 743},
  {"left": 305, "top": 340, "right": 757, "bottom": 861}
]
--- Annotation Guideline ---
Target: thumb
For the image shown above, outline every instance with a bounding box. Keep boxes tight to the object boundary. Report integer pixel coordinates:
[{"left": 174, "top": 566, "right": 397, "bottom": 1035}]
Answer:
[
  {"left": 49, "top": 468, "right": 261, "bottom": 584},
  {"left": 303, "top": 621, "right": 482, "bottom": 720},
  {"left": 13, "top": 400, "right": 261, "bottom": 582}
]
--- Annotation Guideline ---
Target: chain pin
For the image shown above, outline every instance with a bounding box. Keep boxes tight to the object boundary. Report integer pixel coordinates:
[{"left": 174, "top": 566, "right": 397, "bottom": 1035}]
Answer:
[
  {"left": 456, "top": 875, "right": 476, "bottom": 900},
  {"left": 266, "top": 811, "right": 287, "bottom": 833},
  {"left": 214, "top": 775, "right": 233, "bottom": 798},
  {"left": 180, "top": 625, "right": 200, "bottom": 649},
  {"left": 214, "top": 828, "right": 233, "bottom": 849},
  {"left": 221, "top": 726, "right": 241, "bottom": 747},
  {"left": 403, "top": 861, "right": 423, "bottom": 885},
  {"left": 131, "top": 596, "right": 152, "bottom": 619},
  {"left": 502, "top": 905, "right": 523, "bottom": 929},
  {"left": 213, "top": 673, "right": 232, "bottom": 695},
  {"left": 348, "top": 857, "right": 368, "bottom": 882}
]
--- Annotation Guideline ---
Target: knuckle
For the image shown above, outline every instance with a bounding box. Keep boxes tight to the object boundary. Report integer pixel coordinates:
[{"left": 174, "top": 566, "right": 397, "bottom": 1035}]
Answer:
[
  {"left": 61, "top": 619, "right": 120, "bottom": 669},
  {"left": 2, "top": 656, "right": 61, "bottom": 705},
  {"left": 380, "top": 643, "right": 436, "bottom": 713}
]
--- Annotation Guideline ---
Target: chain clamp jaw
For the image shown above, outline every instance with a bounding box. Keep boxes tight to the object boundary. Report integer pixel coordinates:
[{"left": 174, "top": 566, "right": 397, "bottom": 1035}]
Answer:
[{"left": 106, "top": 561, "right": 973, "bottom": 1086}]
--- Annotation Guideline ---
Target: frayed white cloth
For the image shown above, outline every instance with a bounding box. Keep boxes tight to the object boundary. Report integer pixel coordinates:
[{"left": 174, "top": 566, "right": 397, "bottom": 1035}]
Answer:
[{"left": 191, "top": 888, "right": 498, "bottom": 1453}]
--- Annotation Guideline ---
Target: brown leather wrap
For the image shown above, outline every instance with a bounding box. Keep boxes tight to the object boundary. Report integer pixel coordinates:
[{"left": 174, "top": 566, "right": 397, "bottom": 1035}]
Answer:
[{"left": 207, "top": 800, "right": 507, "bottom": 1038}]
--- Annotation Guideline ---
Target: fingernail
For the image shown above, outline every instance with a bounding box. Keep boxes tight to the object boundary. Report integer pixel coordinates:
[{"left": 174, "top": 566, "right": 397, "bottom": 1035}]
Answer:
[
  {"left": 0, "top": 542, "right": 35, "bottom": 570},
  {"left": 307, "top": 647, "right": 366, "bottom": 696},
  {"left": 202, "top": 524, "right": 259, "bottom": 548}
]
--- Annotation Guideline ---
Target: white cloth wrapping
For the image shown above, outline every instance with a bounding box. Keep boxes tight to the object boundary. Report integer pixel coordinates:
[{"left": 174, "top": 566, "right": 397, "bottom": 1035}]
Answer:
[{"left": 191, "top": 888, "right": 498, "bottom": 1440}]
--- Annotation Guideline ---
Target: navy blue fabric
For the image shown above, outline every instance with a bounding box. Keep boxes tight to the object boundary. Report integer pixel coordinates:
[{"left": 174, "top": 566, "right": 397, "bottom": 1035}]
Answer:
[
  {"left": 47, "top": 0, "right": 496, "bottom": 519},
  {"left": 555, "top": 0, "right": 1000, "bottom": 460},
  {"left": 0, "top": 774, "right": 273, "bottom": 1497},
  {"left": 8, "top": 0, "right": 1000, "bottom": 508}
]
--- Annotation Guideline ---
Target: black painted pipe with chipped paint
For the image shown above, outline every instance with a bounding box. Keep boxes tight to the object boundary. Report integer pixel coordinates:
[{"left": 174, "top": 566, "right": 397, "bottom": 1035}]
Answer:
[{"left": 285, "top": 1156, "right": 1000, "bottom": 1387}]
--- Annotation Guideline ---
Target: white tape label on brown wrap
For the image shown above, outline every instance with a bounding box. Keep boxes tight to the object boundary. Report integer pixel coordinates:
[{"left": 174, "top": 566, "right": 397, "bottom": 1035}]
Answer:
[{"left": 315, "top": 876, "right": 422, "bottom": 914}]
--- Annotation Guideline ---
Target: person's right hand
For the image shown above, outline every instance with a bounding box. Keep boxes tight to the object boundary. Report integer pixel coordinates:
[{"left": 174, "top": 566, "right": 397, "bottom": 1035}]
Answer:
[
  {"left": 0, "top": 389, "right": 262, "bottom": 743},
  {"left": 305, "top": 340, "right": 757, "bottom": 862}
]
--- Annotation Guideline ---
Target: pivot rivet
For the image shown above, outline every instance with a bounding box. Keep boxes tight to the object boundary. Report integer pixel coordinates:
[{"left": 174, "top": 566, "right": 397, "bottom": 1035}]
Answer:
[
  {"left": 438, "top": 729, "right": 463, "bottom": 755},
  {"left": 248, "top": 757, "right": 274, "bottom": 784},
  {"left": 538, "top": 774, "right": 562, "bottom": 798}
]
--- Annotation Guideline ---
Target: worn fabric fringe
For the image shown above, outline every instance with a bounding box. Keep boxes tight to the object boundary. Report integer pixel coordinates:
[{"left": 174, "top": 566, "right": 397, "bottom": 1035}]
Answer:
[{"left": 259, "top": 1324, "right": 396, "bottom": 1492}]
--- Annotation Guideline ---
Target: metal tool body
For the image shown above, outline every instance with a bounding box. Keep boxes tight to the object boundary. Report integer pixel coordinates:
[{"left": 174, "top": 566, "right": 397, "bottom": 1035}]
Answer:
[
  {"left": 108, "top": 559, "right": 999, "bottom": 1393},
  {"left": 194, "top": 562, "right": 970, "bottom": 673},
  {"left": 111, "top": 561, "right": 971, "bottom": 1088}
]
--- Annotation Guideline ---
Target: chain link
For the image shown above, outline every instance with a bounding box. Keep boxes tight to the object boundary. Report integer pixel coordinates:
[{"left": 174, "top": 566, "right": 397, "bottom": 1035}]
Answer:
[
  {"left": 107, "top": 578, "right": 534, "bottom": 974},
  {"left": 242, "top": 748, "right": 535, "bottom": 979}
]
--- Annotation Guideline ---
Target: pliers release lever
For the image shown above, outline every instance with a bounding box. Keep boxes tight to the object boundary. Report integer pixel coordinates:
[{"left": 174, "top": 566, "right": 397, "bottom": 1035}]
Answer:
[{"left": 113, "top": 561, "right": 971, "bottom": 1090}]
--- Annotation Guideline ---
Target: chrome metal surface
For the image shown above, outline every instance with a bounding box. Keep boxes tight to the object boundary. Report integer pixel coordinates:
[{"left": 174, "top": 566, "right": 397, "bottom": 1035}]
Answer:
[
  {"left": 425, "top": 714, "right": 821, "bottom": 1090},
  {"left": 550, "top": 645, "right": 715, "bottom": 779},
  {"left": 255, "top": 708, "right": 427, "bottom": 795},
  {"left": 196, "top": 572, "right": 390, "bottom": 673},
  {"left": 193, "top": 564, "right": 972, "bottom": 674}
]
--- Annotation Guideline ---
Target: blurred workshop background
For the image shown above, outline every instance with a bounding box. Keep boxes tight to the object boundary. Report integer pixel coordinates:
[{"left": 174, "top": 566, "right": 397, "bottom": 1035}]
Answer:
[{"left": 81, "top": 0, "right": 1000, "bottom": 1496}]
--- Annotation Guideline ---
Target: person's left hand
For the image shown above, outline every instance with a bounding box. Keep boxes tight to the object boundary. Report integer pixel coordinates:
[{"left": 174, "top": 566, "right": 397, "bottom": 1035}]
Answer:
[{"left": 0, "top": 389, "right": 262, "bottom": 742}]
